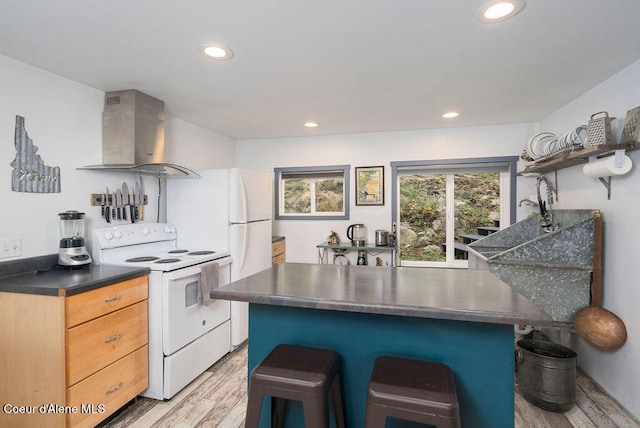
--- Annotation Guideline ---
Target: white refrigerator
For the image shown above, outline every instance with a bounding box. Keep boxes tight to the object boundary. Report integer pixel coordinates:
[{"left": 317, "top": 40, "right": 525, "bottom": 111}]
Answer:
[{"left": 167, "top": 168, "right": 273, "bottom": 348}]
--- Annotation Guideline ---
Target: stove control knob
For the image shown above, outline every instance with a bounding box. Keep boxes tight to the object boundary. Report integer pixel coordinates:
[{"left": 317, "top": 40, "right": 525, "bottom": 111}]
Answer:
[
  {"left": 164, "top": 225, "right": 172, "bottom": 234},
  {"left": 141, "top": 227, "right": 150, "bottom": 236},
  {"left": 104, "top": 232, "right": 113, "bottom": 240},
  {"left": 113, "top": 230, "right": 123, "bottom": 238}
]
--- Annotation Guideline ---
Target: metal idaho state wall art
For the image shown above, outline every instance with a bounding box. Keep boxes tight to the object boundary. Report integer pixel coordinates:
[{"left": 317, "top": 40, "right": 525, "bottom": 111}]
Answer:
[{"left": 10, "top": 115, "right": 61, "bottom": 193}]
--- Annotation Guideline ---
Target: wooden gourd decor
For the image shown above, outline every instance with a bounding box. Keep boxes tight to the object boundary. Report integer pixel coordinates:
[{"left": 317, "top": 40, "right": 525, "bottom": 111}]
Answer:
[{"left": 572, "top": 213, "right": 627, "bottom": 349}]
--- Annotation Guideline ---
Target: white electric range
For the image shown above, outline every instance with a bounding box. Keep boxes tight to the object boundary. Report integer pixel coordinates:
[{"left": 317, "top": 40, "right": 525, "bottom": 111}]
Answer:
[{"left": 92, "top": 223, "right": 232, "bottom": 400}]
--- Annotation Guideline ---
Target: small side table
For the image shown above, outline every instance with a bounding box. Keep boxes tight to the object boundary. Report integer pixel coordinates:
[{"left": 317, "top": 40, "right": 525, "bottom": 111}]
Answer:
[{"left": 316, "top": 242, "right": 396, "bottom": 266}]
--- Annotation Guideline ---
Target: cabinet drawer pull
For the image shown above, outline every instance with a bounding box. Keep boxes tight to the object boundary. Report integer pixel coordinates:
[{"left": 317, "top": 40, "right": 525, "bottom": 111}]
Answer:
[
  {"left": 104, "top": 294, "right": 123, "bottom": 303},
  {"left": 104, "top": 332, "right": 123, "bottom": 343},
  {"left": 105, "top": 381, "right": 124, "bottom": 396}
]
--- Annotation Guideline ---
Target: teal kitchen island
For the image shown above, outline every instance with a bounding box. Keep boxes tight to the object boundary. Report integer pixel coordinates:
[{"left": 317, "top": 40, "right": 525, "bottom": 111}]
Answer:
[{"left": 211, "top": 263, "right": 552, "bottom": 427}]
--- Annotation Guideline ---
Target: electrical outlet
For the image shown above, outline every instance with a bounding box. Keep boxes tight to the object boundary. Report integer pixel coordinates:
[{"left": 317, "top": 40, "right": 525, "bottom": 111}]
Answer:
[{"left": 0, "top": 237, "right": 21, "bottom": 259}]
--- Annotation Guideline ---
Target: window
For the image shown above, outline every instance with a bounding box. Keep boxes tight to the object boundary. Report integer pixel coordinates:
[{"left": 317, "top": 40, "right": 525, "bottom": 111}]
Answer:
[
  {"left": 391, "top": 157, "right": 517, "bottom": 268},
  {"left": 274, "top": 165, "right": 350, "bottom": 220}
]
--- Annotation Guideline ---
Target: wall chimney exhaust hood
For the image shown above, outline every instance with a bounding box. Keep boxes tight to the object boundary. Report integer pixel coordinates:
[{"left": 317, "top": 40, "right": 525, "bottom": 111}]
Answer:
[{"left": 79, "top": 90, "right": 199, "bottom": 178}]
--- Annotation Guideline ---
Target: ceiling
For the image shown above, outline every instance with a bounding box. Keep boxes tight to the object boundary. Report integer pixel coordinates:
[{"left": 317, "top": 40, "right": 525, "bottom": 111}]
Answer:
[{"left": 1, "top": 1, "right": 640, "bottom": 140}]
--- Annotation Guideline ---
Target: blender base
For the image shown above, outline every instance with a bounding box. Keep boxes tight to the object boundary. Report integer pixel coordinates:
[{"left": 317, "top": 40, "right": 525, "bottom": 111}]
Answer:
[{"left": 58, "top": 249, "right": 92, "bottom": 267}]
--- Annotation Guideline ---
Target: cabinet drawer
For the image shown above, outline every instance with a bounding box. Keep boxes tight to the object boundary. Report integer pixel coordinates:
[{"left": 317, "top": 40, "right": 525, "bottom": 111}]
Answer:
[
  {"left": 67, "top": 301, "right": 148, "bottom": 386},
  {"left": 272, "top": 253, "right": 285, "bottom": 266},
  {"left": 272, "top": 240, "right": 285, "bottom": 257},
  {"left": 66, "top": 276, "right": 148, "bottom": 327},
  {"left": 67, "top": 345, "right": 148, "bottom": 428}
]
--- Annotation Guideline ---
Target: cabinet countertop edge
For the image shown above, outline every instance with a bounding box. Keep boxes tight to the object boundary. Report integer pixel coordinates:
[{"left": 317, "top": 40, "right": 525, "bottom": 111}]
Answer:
[{"left": 0, "top": 257, "right": 149, "bottom": 297}]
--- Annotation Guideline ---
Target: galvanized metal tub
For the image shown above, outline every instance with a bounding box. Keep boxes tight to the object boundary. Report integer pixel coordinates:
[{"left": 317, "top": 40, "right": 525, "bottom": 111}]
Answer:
[
  {"left": 516, "top": 339, "right": 577, "bottom": 412},
  {"left": 468, "top": 209, "right": 600, "bottom": 323}
]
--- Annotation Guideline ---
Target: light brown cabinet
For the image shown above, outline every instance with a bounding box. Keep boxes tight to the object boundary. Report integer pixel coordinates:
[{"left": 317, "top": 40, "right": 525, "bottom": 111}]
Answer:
[
  {"left": 0, "top": 275, "right": 149, "bottom": 428},
  {"left": 272, "top": 239, "right": 285, "bottom": 265}
]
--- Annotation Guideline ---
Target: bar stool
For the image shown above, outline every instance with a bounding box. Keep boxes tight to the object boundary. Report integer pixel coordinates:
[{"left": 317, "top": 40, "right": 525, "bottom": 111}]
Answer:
[
  {"left": 245, "top": 344, "right": 346, "bottom": 428},
  {"left": 364, "top": 356, "right": 461, "bottom": 428}
]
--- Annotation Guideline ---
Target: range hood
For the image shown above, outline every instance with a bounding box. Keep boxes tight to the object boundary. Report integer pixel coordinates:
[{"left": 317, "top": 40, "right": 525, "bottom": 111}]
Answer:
[{"left": 79, "top": 90, "right": 199, "bottom": 178}]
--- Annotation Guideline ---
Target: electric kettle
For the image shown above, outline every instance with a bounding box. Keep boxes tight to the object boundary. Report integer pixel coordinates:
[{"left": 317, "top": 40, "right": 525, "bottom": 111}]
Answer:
[{"left": 346, "top": 224, "right": 367, "bottom": 246}]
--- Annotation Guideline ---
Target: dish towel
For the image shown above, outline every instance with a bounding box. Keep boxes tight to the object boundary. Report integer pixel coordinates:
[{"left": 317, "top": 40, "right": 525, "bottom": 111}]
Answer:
[{"left": 198, "top": 261, "right": 219, "bottom": 305}]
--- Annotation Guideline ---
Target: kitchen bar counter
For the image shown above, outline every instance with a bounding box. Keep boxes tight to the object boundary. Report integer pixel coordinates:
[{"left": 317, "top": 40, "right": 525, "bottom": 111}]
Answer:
[
  {"left": 0, "top": 254, "right": 149, "bottom": 296},
  {"left": 212, "top": 262, "right": 551, "bottom": 325},
  {"left": 213, "top": 263, "right": 551, "bottom": 427}
]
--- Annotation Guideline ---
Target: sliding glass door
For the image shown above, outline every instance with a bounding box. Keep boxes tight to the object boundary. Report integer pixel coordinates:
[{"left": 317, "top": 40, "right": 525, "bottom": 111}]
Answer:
[{"left": 392, "top": 157, "right": 517, "bottom": 268}]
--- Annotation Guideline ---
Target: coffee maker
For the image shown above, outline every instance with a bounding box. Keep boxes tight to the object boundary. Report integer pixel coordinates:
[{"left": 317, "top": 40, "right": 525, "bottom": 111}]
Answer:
[{"left": 58, "top": 210, "right": 92, "bottom": 267}]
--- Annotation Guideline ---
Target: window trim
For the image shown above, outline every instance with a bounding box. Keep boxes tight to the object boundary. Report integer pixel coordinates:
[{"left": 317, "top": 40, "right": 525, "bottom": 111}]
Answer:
[{"left": 274, "top": 165, "right": 351, "bottom": 220}]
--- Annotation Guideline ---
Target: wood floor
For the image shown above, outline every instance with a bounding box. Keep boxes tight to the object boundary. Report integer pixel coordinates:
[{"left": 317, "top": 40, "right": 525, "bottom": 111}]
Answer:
[{"left": 102, "top": 342, "right": 639, "bottom": 428}]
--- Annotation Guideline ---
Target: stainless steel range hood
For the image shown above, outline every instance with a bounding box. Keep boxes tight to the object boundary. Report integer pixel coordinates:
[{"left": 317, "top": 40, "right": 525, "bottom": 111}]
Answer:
[{"left": 79, "top": 90, "right": 199, "bottom": 178}]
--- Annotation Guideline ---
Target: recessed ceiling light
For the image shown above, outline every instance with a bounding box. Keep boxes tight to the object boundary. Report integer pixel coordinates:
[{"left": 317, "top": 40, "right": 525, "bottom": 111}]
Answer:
[
  {"left": 200, "top": 44, "right": 234, "bottom": 60},
  {"left": 304, "top": 121, "right": 319, "bottom": 128},
  {"left": 478, "top": 0, "right": 525, "bottom": 23},
  {"left": 442, "top": 112, "right": 459, "bottom": 119}
]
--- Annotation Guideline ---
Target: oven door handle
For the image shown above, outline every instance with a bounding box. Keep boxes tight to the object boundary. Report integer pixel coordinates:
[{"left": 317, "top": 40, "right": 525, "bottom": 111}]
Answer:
[{"left": 162, "top": 257, "right": 232, "bottom": 281}]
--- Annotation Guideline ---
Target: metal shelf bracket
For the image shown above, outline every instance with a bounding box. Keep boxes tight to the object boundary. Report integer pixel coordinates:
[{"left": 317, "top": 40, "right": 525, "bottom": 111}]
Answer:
[{"left": 588, "top": 149, "right": 626, "bottom": 200}]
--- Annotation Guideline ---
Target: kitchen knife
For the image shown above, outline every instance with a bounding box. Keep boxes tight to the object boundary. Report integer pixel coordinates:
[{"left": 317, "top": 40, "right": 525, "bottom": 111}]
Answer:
[
  {"left": 101, "top": 189, "right": 106, "bottom": 219},
  {"left": 112, "top": 190, "right": 117, "bottom": 220},
  {"left": 122, "top": 182, "right": 133, "bottom": 223},
  {"left": 137, "top": 177, "right": 144, "bottom": 221},
  {"left": 121, "top": 182, "right": 128, "bottom": 221},
  {"left": 105, "top": 187, "right": 111, "bottom": 223},
  {"left": 116, "top": 189, "right": 123, "bottom": 220},
  {"left": 133, "top": 181, "right": 140, "bottom": 221},
  {"left": 129, "top": 184, "right": 136, "bottom": 222}
]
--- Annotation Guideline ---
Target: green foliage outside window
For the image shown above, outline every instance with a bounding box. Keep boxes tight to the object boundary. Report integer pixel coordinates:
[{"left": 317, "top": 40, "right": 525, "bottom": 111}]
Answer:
[
  {"left": 399, "top": 172, "right": 500, "bottom": 262},
  {"left": 283, "top": 178, "right": 343, "bottom": 214}
]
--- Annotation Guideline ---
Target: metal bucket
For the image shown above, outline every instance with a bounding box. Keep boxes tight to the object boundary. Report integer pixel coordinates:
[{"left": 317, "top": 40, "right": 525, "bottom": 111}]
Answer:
[{"left": 516, "top": 340, "right": 577, "bottom": 412}]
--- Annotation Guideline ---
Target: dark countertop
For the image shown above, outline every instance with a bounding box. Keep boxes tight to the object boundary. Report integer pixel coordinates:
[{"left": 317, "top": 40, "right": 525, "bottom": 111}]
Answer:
[
  {"left": 0, "top": 254, "right": 149, "bottom": 297},
  {"left": 211, "top": 262, "right": 552, "bottom": 326},
  {"left": 272, "top": 236, "right": 285, "bottom": 243}
]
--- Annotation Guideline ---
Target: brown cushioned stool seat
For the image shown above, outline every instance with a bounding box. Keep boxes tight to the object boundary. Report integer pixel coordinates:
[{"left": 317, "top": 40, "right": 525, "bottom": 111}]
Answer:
[
  {"left": 365, "top": 356, "right": 460, "bottom": 428},
  {"left": 245, "top": 344, "right": 346, "bottom": 428}
]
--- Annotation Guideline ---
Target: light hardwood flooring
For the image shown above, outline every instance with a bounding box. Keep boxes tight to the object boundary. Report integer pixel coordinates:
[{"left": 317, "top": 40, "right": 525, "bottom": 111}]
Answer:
[{"left": 102, "top": 342, "right": 639, "bottom": 428}]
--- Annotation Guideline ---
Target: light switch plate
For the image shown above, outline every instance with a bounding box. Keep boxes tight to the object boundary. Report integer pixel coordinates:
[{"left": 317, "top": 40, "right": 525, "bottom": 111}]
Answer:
[{"left": 0, "top": 237, "right": 22, "bottom": 258}]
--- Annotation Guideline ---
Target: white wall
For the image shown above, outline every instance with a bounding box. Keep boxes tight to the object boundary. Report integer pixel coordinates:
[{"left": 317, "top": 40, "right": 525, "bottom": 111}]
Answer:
[
  {"left": 164, "top": 116, "right": 236, "bottom": 170},
  {"left": 158, "top": 116, "right": 237, "bottom": 221},
  {"left": 236, "top": 123, "right": 533, "bottom": 265},
  {"left": 0, "top": 55, "right": 235, "bottom": 259},
  {"left": 539, "top": 58, "right": 640, "bottom": 419}
]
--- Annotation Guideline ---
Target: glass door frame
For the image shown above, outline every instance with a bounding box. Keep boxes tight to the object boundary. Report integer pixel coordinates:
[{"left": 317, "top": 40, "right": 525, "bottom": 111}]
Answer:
[{"left": 391, "top": 156, "right": 518, "bottom": 268}]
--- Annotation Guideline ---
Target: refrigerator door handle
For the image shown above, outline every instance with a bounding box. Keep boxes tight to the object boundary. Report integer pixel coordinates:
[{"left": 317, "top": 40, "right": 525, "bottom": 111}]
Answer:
[
  {"left": 239, "top": 175, "right": 248, "bottom": 223},
  {"left": 238, "top": 223, "right": 248, "bottom": 271}
]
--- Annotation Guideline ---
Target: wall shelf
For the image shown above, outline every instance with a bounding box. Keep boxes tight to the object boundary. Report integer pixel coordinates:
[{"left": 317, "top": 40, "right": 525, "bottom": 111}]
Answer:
[{"left": 517, "top": 141, "right": 639, "bottom": 176}]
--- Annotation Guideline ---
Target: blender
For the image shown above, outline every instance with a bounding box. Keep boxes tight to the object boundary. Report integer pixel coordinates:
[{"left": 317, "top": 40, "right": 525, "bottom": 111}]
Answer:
[{"left": 58, "top": 210, "right": 92, "bottom": 267}]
